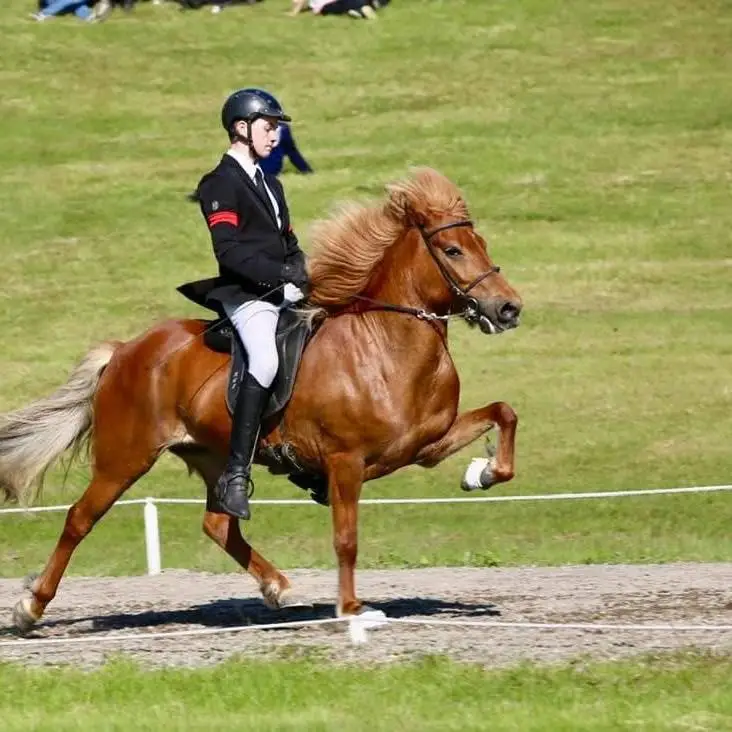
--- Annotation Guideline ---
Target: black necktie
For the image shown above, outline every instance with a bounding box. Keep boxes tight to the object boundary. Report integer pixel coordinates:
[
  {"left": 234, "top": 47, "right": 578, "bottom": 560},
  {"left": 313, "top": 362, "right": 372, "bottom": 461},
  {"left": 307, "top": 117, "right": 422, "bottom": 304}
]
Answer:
[{"left": 254, "top": 168, "right": 277, "bottom": 223}]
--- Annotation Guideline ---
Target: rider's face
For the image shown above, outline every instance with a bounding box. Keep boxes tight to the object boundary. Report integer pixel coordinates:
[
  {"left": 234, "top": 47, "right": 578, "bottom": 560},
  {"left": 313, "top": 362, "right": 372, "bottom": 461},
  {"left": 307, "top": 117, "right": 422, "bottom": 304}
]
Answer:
[{"left": 249, "top": 116, "right": 280, "bottom": 159}]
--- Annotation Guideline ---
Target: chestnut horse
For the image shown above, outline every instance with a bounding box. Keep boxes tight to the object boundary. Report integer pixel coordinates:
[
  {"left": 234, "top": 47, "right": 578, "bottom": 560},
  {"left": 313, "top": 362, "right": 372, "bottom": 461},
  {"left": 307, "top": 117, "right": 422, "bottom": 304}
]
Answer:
[{"left": 1, "top": 168, "right": 522, "bottom": 632}]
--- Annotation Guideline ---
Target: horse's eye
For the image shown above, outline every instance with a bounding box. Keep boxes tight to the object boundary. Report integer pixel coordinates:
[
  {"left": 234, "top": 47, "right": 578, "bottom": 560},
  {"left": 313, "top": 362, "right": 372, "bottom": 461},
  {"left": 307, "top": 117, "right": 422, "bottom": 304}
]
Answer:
[{"left": 444, "top": 246, "right": 463, "bottom": 258}]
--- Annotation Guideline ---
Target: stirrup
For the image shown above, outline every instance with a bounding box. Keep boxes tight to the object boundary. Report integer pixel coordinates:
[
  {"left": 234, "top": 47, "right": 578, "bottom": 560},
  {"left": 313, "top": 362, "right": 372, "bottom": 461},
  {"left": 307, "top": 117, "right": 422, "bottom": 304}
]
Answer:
[
  {"left": 219, "top": 469, "right": 255, "bottom": 498},
  {"left": 242, "top": 474, "right": 255, "bottom": 499},
  {"left": 216, "top": 469, "right": 255, "bottom": 519}
]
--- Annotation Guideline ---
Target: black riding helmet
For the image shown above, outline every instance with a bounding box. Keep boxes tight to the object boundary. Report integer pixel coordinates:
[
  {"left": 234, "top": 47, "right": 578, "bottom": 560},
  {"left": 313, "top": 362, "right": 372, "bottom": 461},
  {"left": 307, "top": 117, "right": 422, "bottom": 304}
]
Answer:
[
  {"left": 221, "top": 88, "right": 292, "bottom": 136},
  {"left": 187, "top": 89, "right": 291, "bottom": 202}
]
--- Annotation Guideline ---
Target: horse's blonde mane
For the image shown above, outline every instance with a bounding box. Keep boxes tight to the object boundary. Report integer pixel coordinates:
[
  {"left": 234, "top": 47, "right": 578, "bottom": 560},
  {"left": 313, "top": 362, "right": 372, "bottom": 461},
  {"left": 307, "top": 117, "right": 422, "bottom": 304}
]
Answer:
[{"left": 307, "top": 167, "right": 470, "bottom": 308}]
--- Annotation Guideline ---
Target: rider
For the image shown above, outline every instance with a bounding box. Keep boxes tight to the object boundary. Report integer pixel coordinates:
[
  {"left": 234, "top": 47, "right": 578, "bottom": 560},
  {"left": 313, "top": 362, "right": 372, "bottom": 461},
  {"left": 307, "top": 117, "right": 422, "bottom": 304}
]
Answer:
[{"left": 178, "top": 88, "right": 310, "bottom": 521}]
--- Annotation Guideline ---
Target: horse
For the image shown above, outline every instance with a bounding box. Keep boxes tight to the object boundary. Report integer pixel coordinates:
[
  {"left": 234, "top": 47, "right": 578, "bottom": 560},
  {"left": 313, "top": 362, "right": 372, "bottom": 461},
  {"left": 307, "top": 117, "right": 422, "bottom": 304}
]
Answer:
[{"left": 1, "top": 167, "right": 522, "bottom": 633}]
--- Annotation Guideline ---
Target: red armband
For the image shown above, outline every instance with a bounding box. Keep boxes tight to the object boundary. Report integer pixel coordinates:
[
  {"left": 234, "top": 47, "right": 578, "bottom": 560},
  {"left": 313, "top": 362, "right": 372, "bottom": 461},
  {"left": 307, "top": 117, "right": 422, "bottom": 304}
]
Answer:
[{"left": 207, "top": 211, "right": 239, "bottom": 227}]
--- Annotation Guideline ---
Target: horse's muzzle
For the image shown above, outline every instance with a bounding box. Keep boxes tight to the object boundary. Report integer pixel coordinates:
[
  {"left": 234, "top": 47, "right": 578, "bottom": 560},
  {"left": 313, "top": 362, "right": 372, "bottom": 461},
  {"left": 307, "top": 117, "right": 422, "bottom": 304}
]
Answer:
[{"left": 478, "top": 298, "right": 522, "bottom": 334}]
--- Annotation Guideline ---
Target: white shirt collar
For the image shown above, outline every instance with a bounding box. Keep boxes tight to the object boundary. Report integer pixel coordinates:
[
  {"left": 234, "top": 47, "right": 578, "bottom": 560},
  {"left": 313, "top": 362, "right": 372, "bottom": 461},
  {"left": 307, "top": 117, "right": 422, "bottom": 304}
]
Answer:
[
  {"left": 225, "top": 147, "right": 281, "bottom": 229},
  {"left": 226, "top": 148, "right": 261, "bottom": 182}
]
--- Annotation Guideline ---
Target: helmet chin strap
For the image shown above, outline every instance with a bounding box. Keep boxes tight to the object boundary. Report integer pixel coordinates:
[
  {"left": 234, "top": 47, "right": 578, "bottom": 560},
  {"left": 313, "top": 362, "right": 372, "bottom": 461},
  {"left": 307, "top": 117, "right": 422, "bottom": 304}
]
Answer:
[
  {"left": 245, "top": 120, "right": 261, "bottom": 162},
  {"left": 232, "top": 120, "right": 261, "bottom": 162}
]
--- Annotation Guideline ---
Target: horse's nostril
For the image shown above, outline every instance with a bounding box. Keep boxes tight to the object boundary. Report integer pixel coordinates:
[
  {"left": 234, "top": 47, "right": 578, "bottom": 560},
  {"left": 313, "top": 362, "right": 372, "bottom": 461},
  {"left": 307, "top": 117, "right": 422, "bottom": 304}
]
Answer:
[{"left": 498, "top": 301, "right": 521, "bottom": 322}]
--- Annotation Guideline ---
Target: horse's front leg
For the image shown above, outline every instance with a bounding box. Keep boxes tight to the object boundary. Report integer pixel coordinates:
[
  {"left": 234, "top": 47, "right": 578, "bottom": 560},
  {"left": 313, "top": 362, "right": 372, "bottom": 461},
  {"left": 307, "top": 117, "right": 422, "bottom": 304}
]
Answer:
[
  {"left": 416, "top": 401, "right": 518, "bottom": 489},
  {"left": 326, "top": 453, "right": 365, "bottom": 616}
]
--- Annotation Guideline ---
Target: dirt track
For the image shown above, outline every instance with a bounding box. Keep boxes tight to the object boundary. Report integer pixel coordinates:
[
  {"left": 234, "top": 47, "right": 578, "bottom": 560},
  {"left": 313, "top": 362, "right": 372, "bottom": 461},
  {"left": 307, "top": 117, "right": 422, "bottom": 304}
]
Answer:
[{"left": 1, "top": 564, "right": 731, "bottom": 668}]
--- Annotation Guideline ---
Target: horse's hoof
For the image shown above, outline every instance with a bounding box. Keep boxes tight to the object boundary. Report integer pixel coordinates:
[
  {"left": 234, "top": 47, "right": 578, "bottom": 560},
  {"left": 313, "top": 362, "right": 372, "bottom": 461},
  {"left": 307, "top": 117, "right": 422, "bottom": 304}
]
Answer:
[
  {"left": 260, "top": 581, "right": 282, "bottom": 610},
  {"left": 22, "top": 573, "right": 39, "bottom": 593},
  {"left": 337, "top": 603, "right": 385, "bottom": 619},
  {"left": 357, "top": 606, "right": 386, "bottom": 621},
  {"left": 277, "top": 589, "right": 312, "bottom": 610},
  {"left": 260, "top": 581, "right": 306, "bottom": 611},
  {"left": 479, "top": 461, "right": 497, "bottom": 489},
  {"left": 346, "top": 606, "right": 388, "bottom": 644},
  {"left": 461, "top": 457, "right": 496, "bottom": 491},
  {"left": 12, "top": 597, "right": 41, "bottom": 635}
]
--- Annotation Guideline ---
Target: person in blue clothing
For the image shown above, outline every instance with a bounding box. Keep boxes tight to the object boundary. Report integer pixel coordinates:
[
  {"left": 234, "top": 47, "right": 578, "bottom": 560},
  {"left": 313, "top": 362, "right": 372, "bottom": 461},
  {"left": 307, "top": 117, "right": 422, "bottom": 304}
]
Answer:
[
  {"left": 31, "top": 0, "right": 111, "bottom": 21},
  {"left": 250, "top": 90, "right": 312, "bottom": 177},
  {"left": 259, "top": 121, "right": 314, "bottom": 177}
]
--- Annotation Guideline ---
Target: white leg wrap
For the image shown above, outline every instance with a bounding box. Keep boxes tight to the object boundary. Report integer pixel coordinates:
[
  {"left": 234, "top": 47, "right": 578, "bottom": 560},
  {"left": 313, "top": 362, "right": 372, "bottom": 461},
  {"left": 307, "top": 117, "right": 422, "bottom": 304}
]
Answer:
[
  {"left": 462, "top": 457, "right": 491, "bottom": 490},
  {"left": 348, "top": 608, "right": 388, "bottom": 645}
]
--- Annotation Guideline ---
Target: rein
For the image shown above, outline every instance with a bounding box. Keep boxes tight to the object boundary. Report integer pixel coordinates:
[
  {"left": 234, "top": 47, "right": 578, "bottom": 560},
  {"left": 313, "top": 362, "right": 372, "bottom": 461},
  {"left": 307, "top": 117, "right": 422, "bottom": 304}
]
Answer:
[{"left": 350, "top": 219, "right": 500, "bottom": 324}]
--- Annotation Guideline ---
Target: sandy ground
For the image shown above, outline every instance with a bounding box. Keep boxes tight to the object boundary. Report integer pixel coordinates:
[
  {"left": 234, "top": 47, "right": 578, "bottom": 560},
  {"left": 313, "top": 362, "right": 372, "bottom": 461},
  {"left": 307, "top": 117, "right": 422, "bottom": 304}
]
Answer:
[{"left": 1, "top": 564, "right": 730, "bottom": 668}]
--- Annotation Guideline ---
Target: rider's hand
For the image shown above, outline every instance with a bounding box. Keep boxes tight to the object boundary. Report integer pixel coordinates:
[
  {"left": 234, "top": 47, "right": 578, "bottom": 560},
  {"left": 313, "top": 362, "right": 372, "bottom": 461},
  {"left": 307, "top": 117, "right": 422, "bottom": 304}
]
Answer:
[{"left": 283, "top": 282, "right": 306, "bottom": 304}]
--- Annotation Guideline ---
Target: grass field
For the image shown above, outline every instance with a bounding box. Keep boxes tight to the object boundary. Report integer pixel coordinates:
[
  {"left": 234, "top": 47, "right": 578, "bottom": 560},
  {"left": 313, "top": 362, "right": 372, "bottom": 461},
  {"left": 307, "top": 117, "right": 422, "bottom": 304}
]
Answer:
[
  {"left": 2, "top": 0, "right": 731, "bottom": 725},
  {"left": 1, "top": 0, "right": 731, "bottom": 580},
  {"left": 1, "top": 652, "right": 732, "bottom": 731}
]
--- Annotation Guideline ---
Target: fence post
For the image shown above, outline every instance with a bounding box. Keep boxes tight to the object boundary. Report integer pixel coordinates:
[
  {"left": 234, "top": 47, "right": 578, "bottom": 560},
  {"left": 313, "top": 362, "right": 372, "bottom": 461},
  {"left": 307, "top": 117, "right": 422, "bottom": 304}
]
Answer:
[{"left": 143, "top": 498, "right": 161, "bottom": 576}]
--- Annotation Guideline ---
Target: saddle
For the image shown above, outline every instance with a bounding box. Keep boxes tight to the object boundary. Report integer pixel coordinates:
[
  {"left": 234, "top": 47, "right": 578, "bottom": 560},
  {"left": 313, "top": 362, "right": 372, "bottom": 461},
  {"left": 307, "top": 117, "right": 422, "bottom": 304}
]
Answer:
[
  {"left": 201, "top": 310, "right": 330, "bottom": 506},
  {"left": 202, "top": 308, "right": 311, "bottom": 421}
]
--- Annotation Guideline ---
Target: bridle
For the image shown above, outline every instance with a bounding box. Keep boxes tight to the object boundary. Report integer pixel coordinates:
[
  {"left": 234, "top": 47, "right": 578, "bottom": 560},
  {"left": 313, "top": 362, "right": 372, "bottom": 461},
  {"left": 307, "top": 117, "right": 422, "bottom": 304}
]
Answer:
[
  {"left": 418, "top": 220, "right": 500, "bottom": 323},
  {"left": 351, "top": 219, "right": 501, "bottom": 324}
]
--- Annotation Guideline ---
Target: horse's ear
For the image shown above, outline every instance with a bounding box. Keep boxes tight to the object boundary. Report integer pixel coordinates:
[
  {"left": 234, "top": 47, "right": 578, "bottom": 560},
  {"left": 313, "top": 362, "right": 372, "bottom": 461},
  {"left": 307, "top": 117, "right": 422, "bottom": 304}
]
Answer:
[
  {"left": 384, "top": 184, "right": 426, "bottom": 227},
  {"left": 384, "top": 184, "right": 406, "bottom": 219}
]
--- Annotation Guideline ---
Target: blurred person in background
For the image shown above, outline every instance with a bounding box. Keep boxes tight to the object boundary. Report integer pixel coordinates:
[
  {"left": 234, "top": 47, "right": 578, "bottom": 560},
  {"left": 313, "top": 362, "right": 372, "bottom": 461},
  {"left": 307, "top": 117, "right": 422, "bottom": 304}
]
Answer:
[
  {"left": 31, "top": 0, "right": 112, "bottom": 20},
  {"left": 255, "top": 92, "right": 314, "bottom": 177},
  {"left": 178, "top": 0, "right": 262, "bottom": 12},
  {"left": 290, "top": 0, "right": 390, "bottom": 20}
]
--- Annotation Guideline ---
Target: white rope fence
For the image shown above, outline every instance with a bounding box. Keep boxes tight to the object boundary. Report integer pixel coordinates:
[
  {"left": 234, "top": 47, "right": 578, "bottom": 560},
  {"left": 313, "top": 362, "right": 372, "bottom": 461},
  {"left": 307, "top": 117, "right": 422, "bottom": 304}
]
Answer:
[
  {"left": 2, "top": 614, "right": 732, "bottom": 649},
  {"left": 0, "top": 483, "right": 730, "bottom": 576}
]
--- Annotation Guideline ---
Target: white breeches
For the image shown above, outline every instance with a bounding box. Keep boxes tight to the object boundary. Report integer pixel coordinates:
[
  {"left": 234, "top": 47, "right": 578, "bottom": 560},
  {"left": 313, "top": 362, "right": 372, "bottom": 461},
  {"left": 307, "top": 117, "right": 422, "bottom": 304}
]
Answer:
[{"left": 222, "top": 300, "right": 281, "bottom": 388}]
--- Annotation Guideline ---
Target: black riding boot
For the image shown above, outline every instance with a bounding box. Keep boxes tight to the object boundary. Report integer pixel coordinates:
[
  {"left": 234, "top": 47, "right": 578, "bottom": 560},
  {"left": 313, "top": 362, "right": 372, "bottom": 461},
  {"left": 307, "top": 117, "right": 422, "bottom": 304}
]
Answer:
[{"left": 215, "top": 372, "right": 271, "bottom": 520}]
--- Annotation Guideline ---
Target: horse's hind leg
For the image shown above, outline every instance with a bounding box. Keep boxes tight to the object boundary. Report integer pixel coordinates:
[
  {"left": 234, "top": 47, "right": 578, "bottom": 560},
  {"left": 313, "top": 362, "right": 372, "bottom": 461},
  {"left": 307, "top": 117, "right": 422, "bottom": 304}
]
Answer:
[
  {"left": 171, "top": 445, "right": 300, "bottom": 610},
  {"left": 13, "top": 433, "right": 159, "bottom": 633},
  {"left": 13, "top": 378, "right": 161, "bottom": 631},
  {"left": 204, "top": 511, "right": 303, "bottom": 610}
]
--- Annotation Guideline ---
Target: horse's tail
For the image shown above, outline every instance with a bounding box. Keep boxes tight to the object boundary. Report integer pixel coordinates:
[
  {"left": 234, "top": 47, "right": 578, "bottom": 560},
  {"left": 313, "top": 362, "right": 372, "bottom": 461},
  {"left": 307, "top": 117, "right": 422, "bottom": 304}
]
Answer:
[{"left": 0, "top": 342, "right": 119, "bottom": 507}]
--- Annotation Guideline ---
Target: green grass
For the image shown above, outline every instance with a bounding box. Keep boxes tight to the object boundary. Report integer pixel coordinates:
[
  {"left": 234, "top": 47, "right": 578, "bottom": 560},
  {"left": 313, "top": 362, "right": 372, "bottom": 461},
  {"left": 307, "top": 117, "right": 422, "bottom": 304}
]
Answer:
[
  {"left": 1, "top": 0, "right": 731, "bottom": 577},
  {"left": 2, "top": 491, "right": 731, "bottom": 577},
  {"left": 1, "top": 652, "right": 732, "bottom": 731}
]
